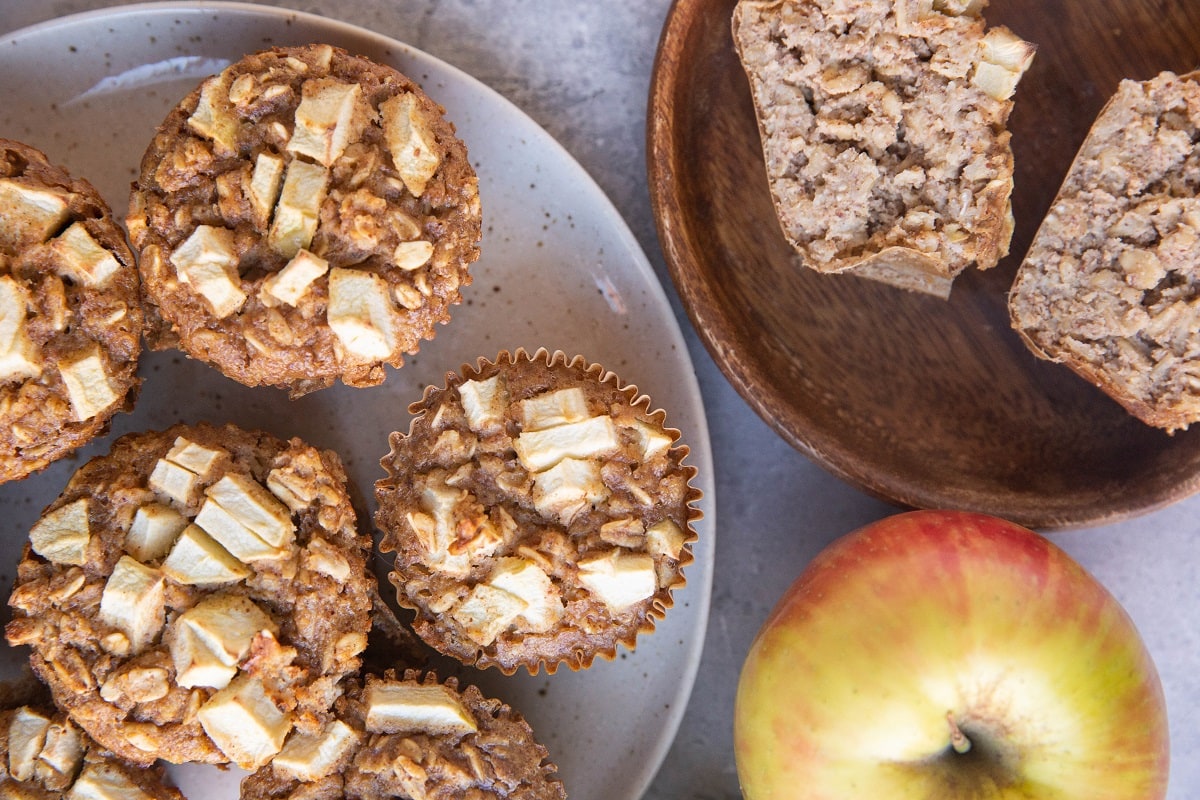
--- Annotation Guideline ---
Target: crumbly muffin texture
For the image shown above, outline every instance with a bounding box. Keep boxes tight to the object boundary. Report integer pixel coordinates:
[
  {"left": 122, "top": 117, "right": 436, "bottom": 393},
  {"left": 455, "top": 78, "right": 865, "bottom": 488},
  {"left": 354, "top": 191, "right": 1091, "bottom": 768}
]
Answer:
[
  {"left": 375, "top": 349, "right": 699, "bottom": 674},
  {"left": 0, "top": 138, "right": 142, "bottom": 482},
  {"left": 240, "top": 672, "right": 565, "bottom": 800},
  {"left": 0, "top": 705, "right": 184, "bottom": 800},
  {"left": 127, "top": 44, "right": 481, "bottom": 396},
  {"left": 6, "top": 422, "right": 375, "bottom": 770},
  {"left": 733, "top": 0, "right": 1034, "bottom": 296},
  {"left": 1010, "top": 71, "right": 1200, "bottom": 432}
]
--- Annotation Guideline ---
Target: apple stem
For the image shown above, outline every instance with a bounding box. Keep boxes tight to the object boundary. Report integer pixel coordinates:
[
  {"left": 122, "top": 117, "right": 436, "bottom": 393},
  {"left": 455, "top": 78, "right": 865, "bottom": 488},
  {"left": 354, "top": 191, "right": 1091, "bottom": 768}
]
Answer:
[{"left": 946, "top": 713, "right": 972, "bottom": 755}]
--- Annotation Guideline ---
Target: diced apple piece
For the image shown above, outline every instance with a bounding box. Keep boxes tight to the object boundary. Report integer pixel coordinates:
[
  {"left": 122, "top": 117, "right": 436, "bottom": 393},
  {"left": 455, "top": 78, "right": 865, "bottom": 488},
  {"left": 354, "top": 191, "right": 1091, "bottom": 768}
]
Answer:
[
  {"left": 170, "top": 225, "right": 246, "bottom": 318},
  {"left": 205, "top": 473, "right": 295, "bottom": 547},
  {"left": 7, "top": 706, "right": 52, "bottom": 781},
  {"left": 521, "top": 387, "right": 590, "bottom": 432},
  {"left": 59, "top": 345, "right": 118, "bottom": 422},
  {"left": 51, "top": 222, "right": 120, "bottom": 287},
  {"left": 194, "top": 499, "right": 284, "bottom": 562},
  {"left": 303, "top": 537, "right": 350, "bottom": 581},
  {"left": 266, "top": 467, "right": 312, "bottom": 512},
  {"left": 67, "top": 762, "right": 154, "bottom": 800},
  {"left": 260, "top": 249, "right": 328, "bottom": 307},
  {"left": 487, "top": 558, "right": 563, "bottom": 633},
  {"left": 170, "top": 624, "right": 236, "bottom": 690},
  {"left": 327, "top": 267, "right": 396, "bottom": 360},
  {"left": 287, "top": 79, "right": 364, "bottom": 167},
  {"left": 161, "top": 524, "right": 252, "bottom": 585},
  {"left": 514, "top": 416, "right": 618, "bottom": 472},
  {"left": 126, "top": 503, "right": 187, "bottom": 562},
  {"left": 0, "top": 275, "right": 40, "bottom": 383},
  {"left": 98, "top": 556, "right": 164, "bottom": 655},
  {"left": 198, "top": 674, "right": 291, "bottom": 769},
  {"left": 248, "top": 152, "right": 284, "bottom": 228},
  {"left": 165, "top": 437, "right": 226, "bottom": 476},
  {"left": 148, "top": 459, "right": 199, "bottom": 507},
  {"left": 267, "top": 160, "right": 328, "bottom": 258},
  {"left": 380, "top": 92, "right": 441, "bottom": 197},
  {"left": 532, "top": 457, "right": 609, "bottom": 524},
  {"left": 451, "top": 584, "right": 526, "bottom": 647},
  {"left": 646, "top": 519, "right": 686, "bottom": 560},
  {"left": 187, "top": 75, "right": 239, "bottom": 155},
  {"left": 628, "top": 418, "right": 673, "bottom": 461},
  {"left": 0, "top": 179, "right": 69, "bottom": 250},
  {"left": 458, "top": 375, "right": 507, "bottom": 433},
  {"left": 577, "top": 550, "right": 656, "bottom": 612},
  {"left": 272, "top": 720, "right": 361, "bottom": 782},
  {"left": 364, "top": 681, "right": 477, "bottom": 736},
  {"left": 29, "top": 498, "right": 90, "bottom": 566},
  {"left": 37, "top": 719, "right": 84, "bottom": 778}
]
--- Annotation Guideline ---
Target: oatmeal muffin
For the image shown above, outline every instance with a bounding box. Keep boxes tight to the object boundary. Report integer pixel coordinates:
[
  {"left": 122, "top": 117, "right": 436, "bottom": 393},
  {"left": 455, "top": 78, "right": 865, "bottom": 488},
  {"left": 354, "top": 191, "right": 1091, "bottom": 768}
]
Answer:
[
  {"left": 0, "top": 138, "right": 142, "bottom": 482},
  {"left": 240, "top": 671, "right": 565, "bottom": 800},
  {"left": 127, "top": 44, "right": 481, "bottom": 396},
  {"left": 0, "top": 704, "right": 184, "bottom": 800},
  {"left": 1010, "top": 71, "right": 1200, "bottom": 432},
  {"left": 732, "top": 0, "right": 1034, "bottom": 296},
  {"left": 375, "top": 349, "right": 700, "bottom": 674},
  {"left": 5, "top": 422, "right": 375, "bottom": 769}
]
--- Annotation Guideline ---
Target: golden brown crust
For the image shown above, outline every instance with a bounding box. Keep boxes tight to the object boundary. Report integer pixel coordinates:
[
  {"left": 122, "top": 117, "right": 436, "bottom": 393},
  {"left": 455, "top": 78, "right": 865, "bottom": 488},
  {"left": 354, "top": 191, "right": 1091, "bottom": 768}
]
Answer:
[
  {"left": 0, "top": 138, "right": 142, "bottom": 482},
  {"left": 127, "top": 44, "right": 481, "bottom": 396},
  {"left": 5, "top": 423, "right": 374, "bottom": 767},
  {"left": 374, "top": 348, "right": 701, "bottom": 675}
]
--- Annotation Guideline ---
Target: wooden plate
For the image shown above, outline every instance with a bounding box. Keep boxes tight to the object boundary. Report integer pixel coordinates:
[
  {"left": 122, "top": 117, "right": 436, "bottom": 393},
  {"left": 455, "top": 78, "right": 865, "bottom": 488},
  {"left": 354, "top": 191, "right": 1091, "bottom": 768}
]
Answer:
[{"left": 648, "top": 0, "right": 1200, "bottom": 529}]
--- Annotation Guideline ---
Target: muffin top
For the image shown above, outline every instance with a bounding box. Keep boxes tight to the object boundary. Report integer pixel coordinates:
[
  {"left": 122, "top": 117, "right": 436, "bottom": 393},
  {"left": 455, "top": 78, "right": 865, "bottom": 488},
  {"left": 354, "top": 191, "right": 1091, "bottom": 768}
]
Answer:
[
  {"left": 375, "top": 349, "right": 700, "bottom": 674},
  {"left": 127, "top": 44, "right": 481, "bottom": 396},
  {"left": 6, "top": 422, "right": 375, "bottom": 769},
  {"left": 0, "top": 704, "right": 184, "bottom": 800},
  {"left": 240, "top": 671, "right": 566, "bottom": 800},
  {"left": 0, "top": 138, "right": 142, "bottom": 483}
]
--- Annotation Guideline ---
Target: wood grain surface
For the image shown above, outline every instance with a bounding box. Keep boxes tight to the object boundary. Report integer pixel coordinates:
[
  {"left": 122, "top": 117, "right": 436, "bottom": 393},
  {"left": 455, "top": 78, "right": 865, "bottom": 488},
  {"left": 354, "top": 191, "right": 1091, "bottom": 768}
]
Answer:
[{"left": 648, "top": 0, "right": 1200, "bottom": 529}]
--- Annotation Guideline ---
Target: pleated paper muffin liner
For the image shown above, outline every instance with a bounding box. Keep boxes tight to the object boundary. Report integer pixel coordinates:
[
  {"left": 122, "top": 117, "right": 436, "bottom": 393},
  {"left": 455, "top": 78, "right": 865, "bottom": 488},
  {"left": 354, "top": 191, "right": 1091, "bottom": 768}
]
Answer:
[{"left": 374, "top": 347, "right": 703, "bottom": 675}]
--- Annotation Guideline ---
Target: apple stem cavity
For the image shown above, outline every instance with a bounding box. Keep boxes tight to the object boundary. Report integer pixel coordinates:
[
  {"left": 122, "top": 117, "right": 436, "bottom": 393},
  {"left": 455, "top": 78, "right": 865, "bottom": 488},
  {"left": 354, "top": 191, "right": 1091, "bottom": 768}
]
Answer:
[{"left": 946, "top": 712, "right": 972, "bottom": 755}]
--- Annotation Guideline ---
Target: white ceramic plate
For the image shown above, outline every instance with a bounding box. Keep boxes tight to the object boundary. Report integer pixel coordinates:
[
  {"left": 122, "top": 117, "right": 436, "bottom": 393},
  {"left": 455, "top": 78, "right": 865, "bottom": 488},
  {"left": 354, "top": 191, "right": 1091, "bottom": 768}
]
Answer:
[{"left": 0, "top": 4, "right": 715, "bottom": 798}]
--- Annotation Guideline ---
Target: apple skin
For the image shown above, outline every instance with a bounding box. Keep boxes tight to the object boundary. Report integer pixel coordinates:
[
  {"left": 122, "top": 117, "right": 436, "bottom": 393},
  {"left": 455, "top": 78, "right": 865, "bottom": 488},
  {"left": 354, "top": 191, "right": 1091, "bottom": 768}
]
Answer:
[{"left": 734, "top": 510, "right": 1169, "bottom": 800}]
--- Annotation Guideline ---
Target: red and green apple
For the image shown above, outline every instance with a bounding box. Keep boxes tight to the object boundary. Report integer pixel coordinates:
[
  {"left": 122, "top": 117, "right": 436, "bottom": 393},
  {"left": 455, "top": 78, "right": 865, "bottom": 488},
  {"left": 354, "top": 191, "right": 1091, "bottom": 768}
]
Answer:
[{"left": 734, "top": 510, "right": 1169, "bottom": 799}]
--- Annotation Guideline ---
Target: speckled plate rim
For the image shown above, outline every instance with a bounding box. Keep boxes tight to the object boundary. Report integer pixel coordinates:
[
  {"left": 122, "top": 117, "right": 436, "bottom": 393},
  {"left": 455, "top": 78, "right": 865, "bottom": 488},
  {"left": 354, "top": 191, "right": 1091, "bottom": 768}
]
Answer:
[{"left": 0, "top": 4, "right": 716, "bottom": 799}]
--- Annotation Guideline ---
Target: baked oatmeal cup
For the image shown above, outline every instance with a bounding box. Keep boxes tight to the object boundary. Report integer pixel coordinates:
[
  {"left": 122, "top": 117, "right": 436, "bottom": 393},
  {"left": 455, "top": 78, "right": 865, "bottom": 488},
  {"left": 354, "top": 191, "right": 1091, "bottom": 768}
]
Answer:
[
  {"left": 127, "top": 44, "right": 481, "bottom": 396},
  {"left": 0, "top": 138, "right": 142, "bottom": 482},
  {"left": 5, "top": 422, "right": 374, "bottom": 770},
  {"left": 375, "top": 348, "right": 701, "bottom": 675},
  {"left": 240, "top": 671, "right": 565, "bottom": 800},
  {"left": 0, "top": 704, "right": 184, "bottom": 800}
]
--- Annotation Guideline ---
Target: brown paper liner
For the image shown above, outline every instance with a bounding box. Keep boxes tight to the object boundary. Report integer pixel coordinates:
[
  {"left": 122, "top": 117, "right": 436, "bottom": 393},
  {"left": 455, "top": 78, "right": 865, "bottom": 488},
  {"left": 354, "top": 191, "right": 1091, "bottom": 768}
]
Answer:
[{"left": 374, "top": 347, "right": 703, "bottom": 675}]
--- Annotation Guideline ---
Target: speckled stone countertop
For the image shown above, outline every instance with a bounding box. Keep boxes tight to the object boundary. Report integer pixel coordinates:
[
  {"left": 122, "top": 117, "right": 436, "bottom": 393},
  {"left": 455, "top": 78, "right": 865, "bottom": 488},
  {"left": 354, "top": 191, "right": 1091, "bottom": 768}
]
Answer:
[{"left": 2, "top": 2, "right": 1199, "bottom": 798}]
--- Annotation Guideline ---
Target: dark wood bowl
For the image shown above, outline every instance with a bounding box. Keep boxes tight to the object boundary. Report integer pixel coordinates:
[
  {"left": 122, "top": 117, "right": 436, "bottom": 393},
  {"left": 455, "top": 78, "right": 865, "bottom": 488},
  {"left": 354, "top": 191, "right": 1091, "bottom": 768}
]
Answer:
[{"left": 648, "top": 0, "right": 1200, "bottom": 529}]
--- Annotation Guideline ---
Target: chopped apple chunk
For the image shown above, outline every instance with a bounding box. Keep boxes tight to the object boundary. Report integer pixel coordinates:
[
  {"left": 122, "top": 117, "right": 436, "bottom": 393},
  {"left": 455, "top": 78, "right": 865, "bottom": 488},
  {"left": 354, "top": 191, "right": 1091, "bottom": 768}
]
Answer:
[
  {"left": 7, "top": 706, "right": 52, "bottom": 781},
  {"left": 51, "top": 222, "right": 120, "bottom": 287},
  {"left": 67, "top": 763, "right": 155, "bottom": 800},
  {"left": 126, "top": 502, "right": 187, "bottom": 562},
  {"left": 487, "top": 558, "right": 563, "bottom": 633},
  {"left": 161, "top": 524, "right": 252, "bottom": 585},
  {"left": 458, "top": 375, "right": 507, "bottom": 433},
  {"left": 521, "top": 387, "right": 590, "bottom": 431},
  {"left": 288, "top": 79, "right": 364, "bottom": 167},
  {"left": 195, "top": 498, "right": 286, "bottom": 562},
  {"left": 272, "top": 720, "right": 360, "bottom": 782},
  {"left": 29, "top": 498, "right": 91, "bottom": 566},
  {"left": 165, "top": 437, "right": 226, "bottom": 476},
  {"left": 0, "top": 179, "right": 69, "bottom": 249},
  {"left": 514, "top": 416, "right": 619, "bottom": 472},
  {"left": 577, "top": 550, "right": 656, "bottom": 612},
  {"left": 148, "top": 459, "right": 200, "bottom": 507},
  {"left": 172, "top": 594, "right": 276, "bottom": 689},
  {"left": 248, "top": 152, "right": 284, "bottom": 228},
  {"left": 532, "top": 457, "right": 609, "bottom": 523},
  {"left": 260, "top": 248, "right": 328, "bottom": 307},
  {"left": 327, "top": 267, "right": 397, "bottom": 360},
  {"left": 170, "top": 225, "right": 246, "bottom": 318},
  {"left": 198, "top": 674, "right": 291, "bottom": 769},
  {"left": 187, "top": 75, "right": 239, "bottom": 155},
  {"left": 364, "top": 681, "right": 478, "bottom": 736},
  {"left": 381, "top": 92, "right": 441, "bottom": 197},
  {"left": 646, "top": 519, "right": 686, "bottom": 560},
  {"left": 452, "top": 584, "right": 526, "bottom": 647},
  {"left": 98, "top": 556, "right": 165, "bottom": 655},
  {"left": 59, "top": 345, "right": 119, "bottom": 422},
  {"left": 0, "top": 275, "right": 41, "bottom": 382},
  {"left": 268, "top": 159, "right": 328, "bottom": 258},
  {"left": 205, "top": 473, "right": 295, "bottom": 547}
]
